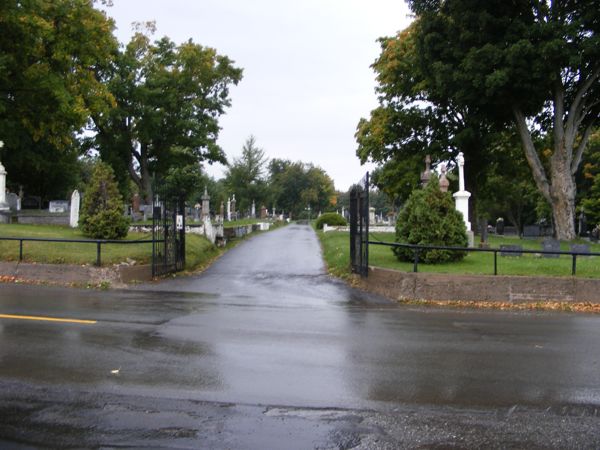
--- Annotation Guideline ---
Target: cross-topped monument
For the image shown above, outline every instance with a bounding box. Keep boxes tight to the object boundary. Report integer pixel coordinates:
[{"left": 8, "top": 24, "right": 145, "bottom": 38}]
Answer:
[{"left": 453, "top": 152, "right": 471, "bottom": 232}]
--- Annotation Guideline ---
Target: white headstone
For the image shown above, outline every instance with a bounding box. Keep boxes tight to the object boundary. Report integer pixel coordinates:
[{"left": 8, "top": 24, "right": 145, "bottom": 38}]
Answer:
[
  {"left": 69, "top": 190, "right": 80, "bottom": 227},
  {"left": 226, "top": 196, "right": 231, "bottom": 221},
  {"left": 0, "top": 143, "right": 8, "bottom": 211},
  {"left": 251, "top": 200, "right": 256, "bottom": 218}
]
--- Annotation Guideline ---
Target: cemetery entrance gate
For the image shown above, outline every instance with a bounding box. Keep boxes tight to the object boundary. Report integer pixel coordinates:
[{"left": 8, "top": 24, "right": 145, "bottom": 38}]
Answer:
[
  {"left": 349, "top": 172, "right": 369, "bottom": 277},
  {"left": 152, "top": 197, "right": 186, "bottom": 277}
]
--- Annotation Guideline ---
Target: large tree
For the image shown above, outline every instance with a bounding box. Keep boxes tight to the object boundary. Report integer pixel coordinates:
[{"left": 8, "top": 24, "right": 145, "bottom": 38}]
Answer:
[
  {"left": 91, "top": 32, "right": 242, "bottom": 202},
  {"left": 408, "top": 0, "right": 600, "bottom": 240},
  {"left": 0, "top": 0, "right": 118, "bottom": 198},
  {"left": 224, "top": 136, "right": 269, "bottom": 214},
  {"left": 268, "top": 159, "right": 335, "bottom": 218},
  {"left": 356, "top": 22, "right": 499, "bottom": 215}
]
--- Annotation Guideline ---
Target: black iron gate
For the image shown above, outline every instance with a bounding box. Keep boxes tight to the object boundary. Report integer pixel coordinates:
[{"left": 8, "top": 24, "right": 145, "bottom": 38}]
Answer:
[
  {"left": 349, "top": 172, "right": 369, "bottom": 277},
  {"left": 152, "top": 196, "right": 186, "bottom": 277}
]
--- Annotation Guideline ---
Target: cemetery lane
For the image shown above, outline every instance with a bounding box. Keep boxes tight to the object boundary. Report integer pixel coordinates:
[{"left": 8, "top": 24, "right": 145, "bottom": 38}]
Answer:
[{"left": 1, "top": 224, "right": 600, "bottom": 447}]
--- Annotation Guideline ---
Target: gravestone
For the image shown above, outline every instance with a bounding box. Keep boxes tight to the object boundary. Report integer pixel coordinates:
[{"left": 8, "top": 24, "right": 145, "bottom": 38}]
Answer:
[
  {"left": 570, "top": 243, "right": 590, "bottom": 256},
  {"left": 523, "top": 225, "right": 541, "bottom": 238},
  {"left": 7, "top": 192, "right": 20, "bottom": 211},
  {"left": 69, "top": 190, "right": 80, "bottom": 227},
  {"left": 139, "top": 204, "right": 151, "bottom": 221},
  {"left": 260, "top": 206, "right": 267, "bottom": 219},
  {"left": 439, "top": 164, "right": 450, "bottom": 193},
  {"left": 132, "top": 193, "right": 141, "bottom": 213},
  {"left": 500, "top": 244, "right": 523, "bottom": 257},
  {"left": 49, "top": 200, "right": 69, "bottom": 213},
  {"left": 22, "top": 196, "right": 41, "bottom": 209},
  {"left": 0, "top": 157, "right": 8, "bottom": 211},
  {"left": 421, "top": 154, "right": 432, "bottom": 187},
  {"left": 496, "top": 218, "right": 504, "bottom": 235},
  {"left": 541, "top": 238, "right": 560, "bottom": 258}
]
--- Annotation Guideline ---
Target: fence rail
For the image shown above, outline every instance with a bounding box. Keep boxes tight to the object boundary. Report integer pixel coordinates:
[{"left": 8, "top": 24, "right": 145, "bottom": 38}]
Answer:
[
  {"left": 369, "top": 241, "right": 600, "bottom": 276},
  {"left": 0, "top": 236, "right": 157, "bottom": 267}
]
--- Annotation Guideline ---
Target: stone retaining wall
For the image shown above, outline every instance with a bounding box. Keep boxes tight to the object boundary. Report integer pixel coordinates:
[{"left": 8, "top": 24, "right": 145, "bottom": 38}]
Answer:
[
  {"left": 0, "top": 262, "right": 152, "bottom": 288},
  {"left": 359, "top": 266, "right": 600, "bottom": 304}
]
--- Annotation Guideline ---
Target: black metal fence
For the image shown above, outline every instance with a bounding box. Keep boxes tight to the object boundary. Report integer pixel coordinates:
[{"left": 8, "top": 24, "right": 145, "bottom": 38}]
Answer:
[
  {"left": 368, "top": 241, "right": 600, "bottom": 276},
  {"left": 0, "top": 236, "right": 154, "bottom": 267},
  {"left": 349, "top": 172, "right": 369, "bottom": 276},
  {"left": 152, "top": 196, "right": 186, "bottom": 277}
]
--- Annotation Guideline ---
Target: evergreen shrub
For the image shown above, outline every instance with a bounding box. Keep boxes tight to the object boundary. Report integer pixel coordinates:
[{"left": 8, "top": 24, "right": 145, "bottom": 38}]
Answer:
[
  {"left": 315, "top": 212, "right": 347, "bottom": 230},
  {"left": 394, "top": 177, "right": 468, "bottom": 263},
  {"left": 80, "top": 162, "right": 130, "bottom": 239}
]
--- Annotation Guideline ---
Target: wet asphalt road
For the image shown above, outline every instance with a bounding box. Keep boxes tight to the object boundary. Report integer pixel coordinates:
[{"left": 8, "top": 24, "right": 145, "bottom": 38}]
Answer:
[{"left": 1, "top": 223, "right": 600, "bottom": 448}]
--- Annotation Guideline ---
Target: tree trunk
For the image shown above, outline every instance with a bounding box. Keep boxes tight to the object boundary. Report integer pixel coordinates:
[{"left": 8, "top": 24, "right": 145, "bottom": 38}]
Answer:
[
  {"left": 513, "top": 107, "right": 577, "bottom": 241},
  {"left": 139, "top": 143, "right": 152, "bottom": 204},
  {"left": 549, "top": 145, "right": 576, "bottom": 240}
]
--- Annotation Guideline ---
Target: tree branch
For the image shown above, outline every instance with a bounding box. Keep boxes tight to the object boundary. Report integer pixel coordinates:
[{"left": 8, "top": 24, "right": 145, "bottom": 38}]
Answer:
[
  {"left": 571, "top": 123, "right": 594, "bottom": 176},
  {"left": 513, "top": 107, "right": 551, "bottom": 202},
  {"left": 566, "top": 66, "right": 600, "bottom": 138}
]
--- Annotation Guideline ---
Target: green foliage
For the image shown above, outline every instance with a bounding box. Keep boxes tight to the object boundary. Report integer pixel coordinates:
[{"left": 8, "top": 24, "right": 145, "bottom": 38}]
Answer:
[
  {"left": 407, "top": 0, "right": 600, "bottom": 239},
  {"left": 394, "top": 178, "right": 468, "bottom": 264},
  {"left": 224, "top": 136, "right": 269, "bottom": 213},
  {"left": 355, "top": 21, "right": 500, "bottom": 210},
  {"left": 80, "top": 162, "right": 130, "bottom": 239},
  {"left": 0, "top": 0, "right": 118, "bottom": 200},
  {"left": 268, "top": 159, "right": 335, "bottom": 218},
  {"left": 315, "top": 213, "right": 347, "bottom": 230},
  {"left": 91, "top": 33, "right": 243, "bottom": 202},
  {"left": 581, "top": 130, "right": 600, "bottom": 226},
  {"left": 157, "top": 164, "right": 203, "bottom": 202}
]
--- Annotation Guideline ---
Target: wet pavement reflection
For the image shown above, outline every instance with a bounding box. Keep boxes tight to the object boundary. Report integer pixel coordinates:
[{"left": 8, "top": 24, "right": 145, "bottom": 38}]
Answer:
[{"left": 1, "top": 224, "right": 600, "bottom": 446}]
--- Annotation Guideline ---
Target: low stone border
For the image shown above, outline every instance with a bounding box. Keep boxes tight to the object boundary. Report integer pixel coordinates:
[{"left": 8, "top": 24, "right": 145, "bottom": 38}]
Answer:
[
  {"left": 357, "top": 266, "right": 600, "bottom": 304},
  {"left": 0, "top": 261, "right": 152, "bottom": 288}
]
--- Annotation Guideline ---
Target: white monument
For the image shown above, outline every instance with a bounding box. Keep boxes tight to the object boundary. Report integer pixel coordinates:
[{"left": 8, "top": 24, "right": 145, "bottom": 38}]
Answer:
[
  {"left": 251, "top": 200, "right": 256, "bottom": 218},
  {"left": 453, "top": 152, "right": 473, "bottom": 246},
  {"left": 0, "top": 141, "right": 8, "bottom": 211},
  {"left": 69, "top": 190, "right": 80, "bottom": 227},
  {"left": 226, "top": 196, "right": 231, "bottom": 221},
  {"left": 201, "top": 187, "right": 210, "bottom": 220}
]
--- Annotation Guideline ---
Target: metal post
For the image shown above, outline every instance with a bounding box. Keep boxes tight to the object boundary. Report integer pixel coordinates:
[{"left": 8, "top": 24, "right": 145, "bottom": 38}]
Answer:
[
  {"left": 413, "top": 249, "right": 419, "bottom": 273},
  {"left": 494, "top": 250, "right": 497, "bottom": 275},
  {"left": 572, "top": 254, "right": 577, "bottom": 276},
  {"left": 96, "top": 242, "right": 101, "bottom": 266},
  {"left": 19, "top": 239, "right": 23, "bottom": 261}
]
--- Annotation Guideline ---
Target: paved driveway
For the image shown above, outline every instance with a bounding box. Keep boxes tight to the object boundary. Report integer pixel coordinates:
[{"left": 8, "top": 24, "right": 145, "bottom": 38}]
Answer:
[{"left": 1, "top": 224, "right": 599, "bottom": 448}]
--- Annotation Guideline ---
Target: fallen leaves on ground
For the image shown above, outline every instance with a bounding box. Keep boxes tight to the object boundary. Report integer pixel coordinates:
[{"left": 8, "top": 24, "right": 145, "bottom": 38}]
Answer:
[{"left": 398, "top": 299, "right": 600, "bottom": 314}]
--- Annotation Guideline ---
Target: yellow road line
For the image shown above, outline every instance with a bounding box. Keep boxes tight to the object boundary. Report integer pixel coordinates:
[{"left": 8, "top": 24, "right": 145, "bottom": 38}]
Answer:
[{"left": 0, "top": 314, "right": 97, "bottom": 324}]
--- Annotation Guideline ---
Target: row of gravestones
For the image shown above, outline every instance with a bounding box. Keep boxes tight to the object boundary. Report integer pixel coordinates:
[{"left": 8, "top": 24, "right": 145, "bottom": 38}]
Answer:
[
  {"left": 6, "top": 193, "right": 71, "bottom": 212},
  {"left": 500, "top": 239, "right": 591, "bottom": 257}
]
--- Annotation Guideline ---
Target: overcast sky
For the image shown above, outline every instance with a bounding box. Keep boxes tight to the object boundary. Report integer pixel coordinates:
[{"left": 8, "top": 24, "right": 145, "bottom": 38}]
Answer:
[{"left": 102, "top": 1, "right": 412, "bottom": 191}]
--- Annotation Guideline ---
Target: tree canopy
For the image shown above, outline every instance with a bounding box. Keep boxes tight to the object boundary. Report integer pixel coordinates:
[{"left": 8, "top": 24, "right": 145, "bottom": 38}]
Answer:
[
  {"left": 90, "top": 32, "right": 243, "bottom": 202},
  {"left": 224, "top": 136, "right": 269, "bottom": 214},
  {"left": 0, "top": 0, "right": 118, "bottom": 198},
  {"left": 268, "top": 159, "right": 335, "bottom": 219},
  {"left": 407, "top": 0, "right": 600, "bottom": 239}
]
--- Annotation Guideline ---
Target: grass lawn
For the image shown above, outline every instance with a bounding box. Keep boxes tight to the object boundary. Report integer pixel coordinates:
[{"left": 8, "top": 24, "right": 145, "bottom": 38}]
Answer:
[
  {"left": 0, "top": 224, "right": 217, "bottom": 269},
  {"left": 318, "top": 231, "right": 600, "bottom": 279}
]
